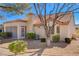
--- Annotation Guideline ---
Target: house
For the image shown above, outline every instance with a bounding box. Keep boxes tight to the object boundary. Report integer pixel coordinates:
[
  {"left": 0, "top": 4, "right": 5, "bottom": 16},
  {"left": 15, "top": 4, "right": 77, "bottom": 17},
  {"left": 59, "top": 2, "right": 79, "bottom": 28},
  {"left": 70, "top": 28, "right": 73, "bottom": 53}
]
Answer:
[{"left": 3, "top": 12, "right": 75, "bottom": 41}]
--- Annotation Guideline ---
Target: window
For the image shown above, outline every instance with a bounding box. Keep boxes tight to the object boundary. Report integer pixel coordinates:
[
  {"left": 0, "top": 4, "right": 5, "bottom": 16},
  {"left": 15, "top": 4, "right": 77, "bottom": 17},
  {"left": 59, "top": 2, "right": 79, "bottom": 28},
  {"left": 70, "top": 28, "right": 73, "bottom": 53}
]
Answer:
[
  {"left": 6, "top": 27, "right": 17, "bottom": 38},
  {"left": 56, "top": 26, "right": 60, "bottom": 33}
]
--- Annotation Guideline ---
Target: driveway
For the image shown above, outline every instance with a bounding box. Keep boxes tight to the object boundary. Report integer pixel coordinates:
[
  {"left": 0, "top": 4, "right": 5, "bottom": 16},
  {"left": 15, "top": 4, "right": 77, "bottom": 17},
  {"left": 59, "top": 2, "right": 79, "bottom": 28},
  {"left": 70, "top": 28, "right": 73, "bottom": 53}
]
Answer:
[{"left": 0, "top": 40, "right": 79, "bottom": 56}]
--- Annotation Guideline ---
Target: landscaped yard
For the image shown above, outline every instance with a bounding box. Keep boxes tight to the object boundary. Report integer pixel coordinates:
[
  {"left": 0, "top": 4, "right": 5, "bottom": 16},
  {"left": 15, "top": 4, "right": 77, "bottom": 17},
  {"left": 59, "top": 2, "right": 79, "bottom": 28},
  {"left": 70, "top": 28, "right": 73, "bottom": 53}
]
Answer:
[{"left": 0, "top": 40, "right": 79, "bottom": 56}]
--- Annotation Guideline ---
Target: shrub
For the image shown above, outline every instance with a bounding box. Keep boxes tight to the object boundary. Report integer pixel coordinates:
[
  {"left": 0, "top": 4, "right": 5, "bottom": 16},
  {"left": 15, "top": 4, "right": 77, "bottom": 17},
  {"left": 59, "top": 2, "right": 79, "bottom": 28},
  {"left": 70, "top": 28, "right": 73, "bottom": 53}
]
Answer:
[
  {"left": 6, "top": 32, "right": 12, "bottom": 38},
  {"left": 0, "top": 32, "right": 12, "bottom": 38},
  {"left": 26, "top": 32, "right": 36, "bottom": 39},
  {"left": 8, "top": 40, "right": 27, "bottom": 55},
  {"left": 65, "top": 38, "right": 71, "bottom": 44},
  {"left": 0, "top": 32, "right": 7, "bottom": 38},
  {"left": 52, "top": 34, "right": 60, "bottom": 42},
  {"left": 40, "top": 38, "right": 46, "bottom": 42}
]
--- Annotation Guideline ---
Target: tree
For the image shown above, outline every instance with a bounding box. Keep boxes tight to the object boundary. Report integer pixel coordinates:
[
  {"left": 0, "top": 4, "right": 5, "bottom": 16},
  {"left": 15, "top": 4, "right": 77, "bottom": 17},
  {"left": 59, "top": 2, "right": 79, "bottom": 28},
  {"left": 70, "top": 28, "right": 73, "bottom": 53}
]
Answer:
[
  {"left": 0, "top": 3, "right": 30, "bottom": 19},
  {"left": 33, "top": 3, "right": 79, "bottom": 46}
]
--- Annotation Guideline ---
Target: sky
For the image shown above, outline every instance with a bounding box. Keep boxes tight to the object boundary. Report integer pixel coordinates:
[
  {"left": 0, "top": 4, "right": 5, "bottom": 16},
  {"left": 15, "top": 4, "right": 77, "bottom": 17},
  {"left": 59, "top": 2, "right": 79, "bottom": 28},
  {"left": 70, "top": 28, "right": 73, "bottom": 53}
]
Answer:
[
  {"left": 0, "top": 3, "right": 79, "bottom": 24},
  {"left": 74, "top": 13, "right": 79, "bottom": 24}
]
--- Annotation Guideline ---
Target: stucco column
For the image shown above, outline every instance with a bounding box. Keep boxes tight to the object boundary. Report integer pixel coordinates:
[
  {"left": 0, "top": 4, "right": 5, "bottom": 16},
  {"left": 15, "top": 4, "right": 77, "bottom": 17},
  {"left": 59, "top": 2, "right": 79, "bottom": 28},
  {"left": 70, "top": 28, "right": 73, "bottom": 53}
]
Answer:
[
  {"left": 4, "top": 26, "right": 6, "bottom": 32},
  {"left": 17, "top": 25, "right": 21, "bottom": 39}
]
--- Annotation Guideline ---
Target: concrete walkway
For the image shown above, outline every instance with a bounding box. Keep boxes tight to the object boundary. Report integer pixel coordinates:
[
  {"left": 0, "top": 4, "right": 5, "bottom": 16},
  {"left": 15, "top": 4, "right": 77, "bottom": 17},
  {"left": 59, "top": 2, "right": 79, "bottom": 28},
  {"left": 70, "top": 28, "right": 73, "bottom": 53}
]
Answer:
[{"left": 0, "top": 40, "right": 79, "bottom": 56}]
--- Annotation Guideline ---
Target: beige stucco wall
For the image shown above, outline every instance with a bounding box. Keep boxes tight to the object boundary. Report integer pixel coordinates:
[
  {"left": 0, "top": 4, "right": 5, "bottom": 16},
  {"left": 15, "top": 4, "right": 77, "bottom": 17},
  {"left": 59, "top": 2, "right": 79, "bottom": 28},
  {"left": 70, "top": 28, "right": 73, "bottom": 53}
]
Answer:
[
  {"left": 34, "top": 26, "right": 46, "bottom": 38},
  {"left": 26, "top": 21, "right": 34, "bottom": 33},
  {"left": 67, "top": 14, "right": 75, "bottom": 38},
  {"left": 24, "top": 17, "right": 35, "bottom": 33},
  {"left": 59, "top": 13, "right": 75, "bottom": 41},
  {"left": 60, "top": 25, "right": 68, "bottom": 40}
]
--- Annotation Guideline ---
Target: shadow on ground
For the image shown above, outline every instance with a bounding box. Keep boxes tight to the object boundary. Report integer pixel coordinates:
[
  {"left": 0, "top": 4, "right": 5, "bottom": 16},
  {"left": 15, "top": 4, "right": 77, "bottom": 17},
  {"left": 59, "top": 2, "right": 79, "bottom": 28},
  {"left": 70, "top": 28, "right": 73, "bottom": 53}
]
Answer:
[
  {"left": 0, "top": 40, "right": 69, "bottom": 56},
  {"left": 26, "top": 40, "right": 68, "bottom": 56},
  {"left": 51, "top": 41, "right": 68, "bottom": 48},
  {"left": 27, "top": 40, "right": 68, "bottom": 49}
]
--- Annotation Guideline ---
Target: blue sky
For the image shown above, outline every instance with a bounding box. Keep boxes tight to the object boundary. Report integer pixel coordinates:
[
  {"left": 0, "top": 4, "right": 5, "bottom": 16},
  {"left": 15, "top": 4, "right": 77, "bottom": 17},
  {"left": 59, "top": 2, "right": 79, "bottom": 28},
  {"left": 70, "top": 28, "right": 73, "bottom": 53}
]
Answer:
[
  {"left": 74, "top": 13, "right": 79, "bottom": 24},
  {"left": 0, "top": 3, "right": 79, "bottom": 24}
]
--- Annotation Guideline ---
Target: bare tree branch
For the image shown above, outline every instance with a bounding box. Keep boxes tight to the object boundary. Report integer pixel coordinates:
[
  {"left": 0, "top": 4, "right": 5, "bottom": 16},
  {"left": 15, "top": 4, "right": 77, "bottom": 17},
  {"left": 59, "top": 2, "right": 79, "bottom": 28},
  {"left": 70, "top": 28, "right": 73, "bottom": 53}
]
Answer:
[
  {"left": 0, "top": 6, "right": 14, "bottom": 9},
  {"left": 55, "top": 3, "right": 60, "bottom": 13},
  {"left": 70, "top": 7, "right": 79, "bottom": 12},
  {"left": 58, "top": 3, "right": 66, "bottom": 13},
  {"left": 56, "top": 4, "right": 75, "bottom": 21},
  {"left": 49, "top": 4, "right": 56, "bottom": 14},
  {"left": 33, "top": 4, "right": 43, "bottom": 22}
]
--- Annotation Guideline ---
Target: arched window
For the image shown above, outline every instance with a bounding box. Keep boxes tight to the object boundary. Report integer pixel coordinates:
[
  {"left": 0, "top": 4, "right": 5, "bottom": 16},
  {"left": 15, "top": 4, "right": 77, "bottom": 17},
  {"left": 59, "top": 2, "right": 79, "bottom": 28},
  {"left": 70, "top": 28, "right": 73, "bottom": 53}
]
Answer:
[{"left": 56, "top": 26, "right": 60, "bottom": 33}]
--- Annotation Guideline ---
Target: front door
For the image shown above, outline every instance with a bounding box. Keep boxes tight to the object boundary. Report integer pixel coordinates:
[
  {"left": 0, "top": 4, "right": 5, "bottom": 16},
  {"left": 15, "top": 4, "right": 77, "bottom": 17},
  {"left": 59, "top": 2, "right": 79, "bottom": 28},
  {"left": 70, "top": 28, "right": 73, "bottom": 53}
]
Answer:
[{"left": 21, "top": 26, "right": 26, "bottom": 38}]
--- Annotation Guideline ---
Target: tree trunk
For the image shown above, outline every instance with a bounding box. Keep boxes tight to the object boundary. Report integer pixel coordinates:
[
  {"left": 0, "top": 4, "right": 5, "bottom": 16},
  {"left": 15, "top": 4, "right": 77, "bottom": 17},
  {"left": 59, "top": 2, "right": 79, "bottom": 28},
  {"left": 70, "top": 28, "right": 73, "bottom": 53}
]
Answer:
[
  {"left": 46, "top": 24, "right": 55, "bottom": 46},
  {"left": 44, "top": 26, "right": 52, "bottom": 47},
  {"left": 51, "top": 24, "right": 55, "bottom": 34},
  {"left": 46, "top": 36, "right": 51, "bottom": 47}
]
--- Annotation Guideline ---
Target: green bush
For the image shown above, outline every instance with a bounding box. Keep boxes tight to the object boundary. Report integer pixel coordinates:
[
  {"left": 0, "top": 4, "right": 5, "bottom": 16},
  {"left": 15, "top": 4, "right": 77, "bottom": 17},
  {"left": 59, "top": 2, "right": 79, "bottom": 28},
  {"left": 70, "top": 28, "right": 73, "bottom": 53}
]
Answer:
[
  {"left": 0, "top": 32, "right": 12, "bottom": 38},
  {"left": 26, "top": 32, "right": 36, "bottom": 39},
  {"left": 52, "top": 34, "right": 60, "bottom": 42},
  {"left": 8, "top": 40, "right": 27, "bottom": 55},
  {"left": 0, "top": 32, "right": 6, "bottom": 38}
]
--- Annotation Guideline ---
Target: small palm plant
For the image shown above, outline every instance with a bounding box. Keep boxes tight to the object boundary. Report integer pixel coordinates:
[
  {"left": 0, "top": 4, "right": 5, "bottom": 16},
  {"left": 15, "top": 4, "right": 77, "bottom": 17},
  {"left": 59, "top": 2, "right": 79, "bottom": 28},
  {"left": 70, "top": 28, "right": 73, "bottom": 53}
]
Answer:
[{"left": 8, "top": 40, "right": 27, "bottom": 55}]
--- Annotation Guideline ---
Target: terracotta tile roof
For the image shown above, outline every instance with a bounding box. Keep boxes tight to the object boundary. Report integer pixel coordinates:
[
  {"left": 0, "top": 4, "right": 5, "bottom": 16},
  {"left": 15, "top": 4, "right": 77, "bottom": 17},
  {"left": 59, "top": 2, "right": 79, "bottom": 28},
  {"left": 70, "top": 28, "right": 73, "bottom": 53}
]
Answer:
[
  {"left": 56, "top": 20, "right": 70, "bottom": 25},
  {"left": 33, "top": 12, "right": 72, "bottom": 26},
  {"left": 3, "top": 12, "right": 72, "bottom": 26},
  {"left": 33, "top": 19, "right": 42, "bottom": 26},
  {"left": 27, "top": 13, "right": 34, "bottom": 16},
  {"left": 4, "top": 19, "right": 27, "bottom": 24}
]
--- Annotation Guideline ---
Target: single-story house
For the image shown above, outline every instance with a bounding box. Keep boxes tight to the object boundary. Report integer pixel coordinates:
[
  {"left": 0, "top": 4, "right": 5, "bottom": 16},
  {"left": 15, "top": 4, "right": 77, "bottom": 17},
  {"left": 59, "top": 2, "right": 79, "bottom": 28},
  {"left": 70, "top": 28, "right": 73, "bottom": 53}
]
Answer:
[{"left": 3, "top": 12, "right": 75, "bottom": 41}]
